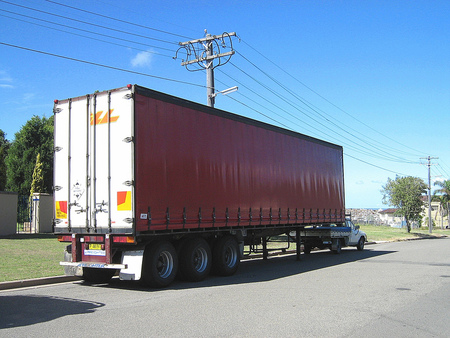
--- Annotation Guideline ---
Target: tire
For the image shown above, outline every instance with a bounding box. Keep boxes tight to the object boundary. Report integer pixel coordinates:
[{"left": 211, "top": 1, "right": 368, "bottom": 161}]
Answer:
[
  {"left": 141, "top": 241, "right": 178, "bottom": 288},
  {"left": 332, "top": 239, "right": 342, "bottom": 254},
  {"left": 82, "top": 267, "right": 116, "bottom": 284},
  {"left": 178, "top": 237, "right": 212, "bottom": 282},
  {"left": 212, "top": 236, "right": 240, "bottom": 276},
  {"left": 357, "top": 237, "right": 365, "bottom": 251}
]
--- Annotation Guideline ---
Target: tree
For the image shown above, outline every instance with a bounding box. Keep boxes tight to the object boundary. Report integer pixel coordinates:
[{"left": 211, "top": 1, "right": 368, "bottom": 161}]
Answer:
[
  {"left": 5, "top": 116, "right": 54, "bottom": 195},
  {"left": 381, "top": 176, "right": 427, "bottom": 233},
  {"left": 0, "top": 129, "right": 10, "bottom": 191},
  {"left": 30, "top": 153, "right": 45, "bottom": 196},
  {"left": 433, "top": 179, "right": 450, "bottom": 229}
]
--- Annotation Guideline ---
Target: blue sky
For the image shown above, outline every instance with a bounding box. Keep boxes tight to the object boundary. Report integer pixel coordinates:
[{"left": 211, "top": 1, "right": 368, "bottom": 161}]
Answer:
[{"left": 1, "top": 0, "right": 449, "bottom": 208}]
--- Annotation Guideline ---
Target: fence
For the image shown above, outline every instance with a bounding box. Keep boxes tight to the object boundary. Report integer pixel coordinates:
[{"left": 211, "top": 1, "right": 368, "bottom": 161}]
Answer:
[{"left": 17, "top": 195, "right": 33, "bottom": 233}]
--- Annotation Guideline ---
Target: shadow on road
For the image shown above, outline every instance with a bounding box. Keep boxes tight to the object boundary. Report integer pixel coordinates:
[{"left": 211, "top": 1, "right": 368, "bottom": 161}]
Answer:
[
  {"left": 0, "top": 295, "right": 104, "bottom": 329},
  {"left": 88, "top": 247, "right": 396, "bottom": 292}
]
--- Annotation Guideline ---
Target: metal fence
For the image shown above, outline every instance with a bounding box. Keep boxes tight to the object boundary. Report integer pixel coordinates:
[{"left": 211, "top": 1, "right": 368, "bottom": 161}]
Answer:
[{"left": 17, "top": 195, "right": 34, "bottom": 233}]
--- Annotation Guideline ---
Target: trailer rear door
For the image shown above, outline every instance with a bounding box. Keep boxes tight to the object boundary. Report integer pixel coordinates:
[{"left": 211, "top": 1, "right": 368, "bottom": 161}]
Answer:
[{"left": 54, "top": 86, "right": 135, "bottom": 234}]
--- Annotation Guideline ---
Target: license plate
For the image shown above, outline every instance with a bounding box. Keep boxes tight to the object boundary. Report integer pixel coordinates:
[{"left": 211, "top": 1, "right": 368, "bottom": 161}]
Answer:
[{"left": 89, "top": 243, "right": 102, "bottom": 250}]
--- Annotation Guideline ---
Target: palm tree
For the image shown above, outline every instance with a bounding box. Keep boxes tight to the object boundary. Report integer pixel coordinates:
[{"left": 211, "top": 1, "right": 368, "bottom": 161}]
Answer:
[{"left": 433, "top": 180, "right": 450, "bottom": 229}]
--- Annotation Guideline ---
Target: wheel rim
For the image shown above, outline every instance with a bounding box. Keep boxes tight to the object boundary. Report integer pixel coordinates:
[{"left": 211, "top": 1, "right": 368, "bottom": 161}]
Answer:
[
  {"left": 157, "top": 250, "right": 174, "bottom": 278},
  {"left": 224, "top": 245, "right": 237, "bottom": 268},
  {"left": 193, "top": 247, "right": 209, "bottom": 273}
]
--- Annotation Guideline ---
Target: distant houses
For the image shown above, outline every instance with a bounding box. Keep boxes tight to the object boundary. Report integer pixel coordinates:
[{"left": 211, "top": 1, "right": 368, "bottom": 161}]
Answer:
[{"left": 346, "top": 205, "right": 449, "bottom": 229}]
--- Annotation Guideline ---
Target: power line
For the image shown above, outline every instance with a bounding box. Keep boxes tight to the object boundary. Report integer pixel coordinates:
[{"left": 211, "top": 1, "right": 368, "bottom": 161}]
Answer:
[
  {"left": 0, "top": 0, "right": 179, "bottom": 45},
  {"left": 0, "top": 41, "right": 205, "bottom": 88},
  {"left": 239, "top": 38, "right": 427, "bottom": 157},
  {"left": 235, "top": 49, "right": 424, "bottom": 160},
  {"left": 224, "top": 62, "right": 418, "bottom": 164},
  {"left": 214, "top": 72, "right": 422, "bottom": 175},
  {"left": 344, "top": 153, "right": 410, "bottom": 176},
  {"left": 0, "top": 8, "right": 176, "bottom": 53},
  {"left": 0, "top": 12, "right": 174, "bottom": 58},
  {"left": 45, "top": 0, "right": 192, "bottom": 40}
]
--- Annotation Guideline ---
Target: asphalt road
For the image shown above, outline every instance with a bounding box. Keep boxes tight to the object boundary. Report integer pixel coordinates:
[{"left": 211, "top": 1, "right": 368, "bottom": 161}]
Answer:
[{"left": 1, "top": 238, "right": 449, "bottom": 337}]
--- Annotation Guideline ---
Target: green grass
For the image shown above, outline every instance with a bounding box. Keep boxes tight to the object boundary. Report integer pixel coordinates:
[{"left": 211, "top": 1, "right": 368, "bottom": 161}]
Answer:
[
  {"left": 0, "top": 234, "right": 67, "bottom": 282},
  {"left": 358, "top": 224, "right": 449, "bottom": 242}
]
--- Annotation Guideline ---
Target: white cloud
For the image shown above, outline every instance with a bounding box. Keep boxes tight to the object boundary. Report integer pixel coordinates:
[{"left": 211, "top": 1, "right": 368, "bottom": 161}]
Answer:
[
  {"left": 23, "top": 93, "right": 36, "bottom": 102},
  {"left": 131, "top": 50, "right": 154, "bottom": 68},
  {"left": 0, "top": 70, "right": 14, "bottom": 88}
]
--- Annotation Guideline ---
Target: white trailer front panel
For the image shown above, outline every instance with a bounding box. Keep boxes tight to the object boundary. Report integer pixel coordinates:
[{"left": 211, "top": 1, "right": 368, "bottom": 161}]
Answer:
[{"left": 54, "top": 86, "right": 135, "bottom": 234}]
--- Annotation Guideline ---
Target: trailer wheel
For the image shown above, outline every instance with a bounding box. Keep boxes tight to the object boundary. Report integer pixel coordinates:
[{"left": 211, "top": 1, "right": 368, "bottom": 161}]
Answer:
[
  {"left": 178, "top": 237, "right": 212, "bottom": 282},
  {"left": 142, "top": 241, "right": 178, "bottom": 288},
  {"left": 332, "top": 239, "right": 342, "bottom": 254},
  {"left": 357, "top": 237, "right": 365, "bottom": 251},
  {"left": 212, "top": 236, "right": 240, "bottom": 276},
  {"left": 82, "top": 267, "right": 116, "bottom": 284}
]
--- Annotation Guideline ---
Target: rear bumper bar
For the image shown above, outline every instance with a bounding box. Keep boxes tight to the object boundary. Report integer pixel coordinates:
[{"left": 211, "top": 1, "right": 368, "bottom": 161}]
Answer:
[{"left": 60, "top": 261, "right": 127, "bottom": 269}]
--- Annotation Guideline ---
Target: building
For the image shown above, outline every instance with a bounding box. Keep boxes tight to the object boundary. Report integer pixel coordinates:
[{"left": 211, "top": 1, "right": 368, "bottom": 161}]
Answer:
[
  {"left": 421, "top": 197, "right": 449, "bottom": 229},
  {"left": 377, "top": 208, "right": 405, "bottom": 227}
]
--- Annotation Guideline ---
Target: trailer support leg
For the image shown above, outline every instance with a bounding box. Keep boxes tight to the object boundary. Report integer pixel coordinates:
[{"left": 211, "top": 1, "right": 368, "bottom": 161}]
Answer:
[
  {"left": 296, "top": 229, "right": 301, "bottom": 261},
  {"left": 262, "top": 237, "right": 268, "bottom": 260}
]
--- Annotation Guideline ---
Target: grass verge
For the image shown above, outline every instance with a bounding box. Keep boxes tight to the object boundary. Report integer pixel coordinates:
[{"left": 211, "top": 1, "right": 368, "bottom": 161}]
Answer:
[
  {"left": 359, "top": 224, "right": 448, "bottom": 242},
  {"left": 0, "top": 234, "right": 67, "bottom": 282}
]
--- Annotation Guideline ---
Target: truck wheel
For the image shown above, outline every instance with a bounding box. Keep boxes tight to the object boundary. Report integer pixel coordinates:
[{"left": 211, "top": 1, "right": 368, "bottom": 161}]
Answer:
[
  {"left": 82, "top": 267, "right": 116, "bottom": 284},
  {"left": 357, "top": 237, "right": 365, "bottom": 251},
  {"left": 178, "top": 237, "right": 212, "bottom": 282},
  {"left": 142, "top": 241, "right": 178, "bottom": 288},
  {"left": 332, "top": 239, "right": 342, "bottom": 254},
  {"left": 212, "top": 236, "right": 240, "bottom": 276}
]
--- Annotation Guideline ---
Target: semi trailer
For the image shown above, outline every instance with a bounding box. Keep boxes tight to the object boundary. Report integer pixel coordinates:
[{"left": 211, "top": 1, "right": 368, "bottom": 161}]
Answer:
[{"left": 54, "top": 84, "right": 367, "bottom": 287}]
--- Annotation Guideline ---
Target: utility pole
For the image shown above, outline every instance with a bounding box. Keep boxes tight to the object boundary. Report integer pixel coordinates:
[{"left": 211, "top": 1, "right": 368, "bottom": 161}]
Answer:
[
  {"left": 421, "top": 156, "right": 439, "bottom": 233},
  {"left": 176, "top": 30, "right": 237, "bottom": 107}
]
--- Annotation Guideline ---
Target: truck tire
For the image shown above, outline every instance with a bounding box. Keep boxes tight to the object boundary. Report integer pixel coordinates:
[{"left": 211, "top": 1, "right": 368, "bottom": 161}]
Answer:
[
  {"left": 142, "top": 241, "right": 178, "bottom": 288},
  {"left": 178, "top": 237, "right": 212, "bottom": 282},
  {"left": 82, "top": 267, "right": 116, "bottom": 284},
  {"left": 212, "top": 236, "right": 240, "bottom": 276},
  {"left": 356, "top": 237, "right": 365, "bottom": 251},
  {"left": 332, "top": 239, "right": 342, "bottom": 254}
]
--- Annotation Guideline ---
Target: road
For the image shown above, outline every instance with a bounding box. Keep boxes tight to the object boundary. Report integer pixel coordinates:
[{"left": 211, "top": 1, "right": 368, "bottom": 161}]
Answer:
[{"left": 1, "top": 237, "right": 449, "bottom": 337}]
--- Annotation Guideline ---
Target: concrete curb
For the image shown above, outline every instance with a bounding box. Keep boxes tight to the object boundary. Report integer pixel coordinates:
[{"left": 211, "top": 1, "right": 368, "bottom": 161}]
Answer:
[{"left": 0, "top": 276, "right": 79, "bottom": 291}]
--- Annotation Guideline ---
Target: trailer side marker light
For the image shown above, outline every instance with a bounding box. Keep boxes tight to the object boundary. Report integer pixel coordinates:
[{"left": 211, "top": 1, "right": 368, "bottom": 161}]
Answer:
[
  {"left": 57, "top": 235, "right": 72, "bottom": 242},
  {"left": 113, "top": 236, "right": 135, "bottom": 244}
]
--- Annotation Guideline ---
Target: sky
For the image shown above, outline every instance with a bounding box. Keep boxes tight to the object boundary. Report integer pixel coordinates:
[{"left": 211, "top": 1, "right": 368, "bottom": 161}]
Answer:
[{"left": 0, "top": 0, "right": 449, "bottom": 208}]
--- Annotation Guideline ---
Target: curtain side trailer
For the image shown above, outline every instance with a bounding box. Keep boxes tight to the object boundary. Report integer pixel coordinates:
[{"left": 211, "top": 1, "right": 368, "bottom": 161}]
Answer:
[{"left": 54, "top": 84, "right": 366, "bottom": 287}]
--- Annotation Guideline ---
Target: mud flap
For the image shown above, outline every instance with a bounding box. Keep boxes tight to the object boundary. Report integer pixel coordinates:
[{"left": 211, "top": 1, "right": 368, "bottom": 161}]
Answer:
[
  {"left": 63, "top": 245, "right": 83, "bottom": 277},
  {"left": 119, "top": 250, "right": 144, "bottom": 281}
]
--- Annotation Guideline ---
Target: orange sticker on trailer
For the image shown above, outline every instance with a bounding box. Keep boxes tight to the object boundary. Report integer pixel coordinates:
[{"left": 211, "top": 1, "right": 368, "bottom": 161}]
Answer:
[
  {"left": 56, "top": 201, "right": 68, "bottom": 219},
  {"left": 90, "top": 109, "right": 119, "bottom": 125},
  {"left": 117, "top": 191, "right": 131, "bottom": 211}
]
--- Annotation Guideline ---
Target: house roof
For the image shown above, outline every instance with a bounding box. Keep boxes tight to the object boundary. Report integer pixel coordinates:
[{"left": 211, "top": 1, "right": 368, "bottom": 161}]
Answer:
[{"left": 379, "top": 208, "right": 398, "bottom": 214}]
